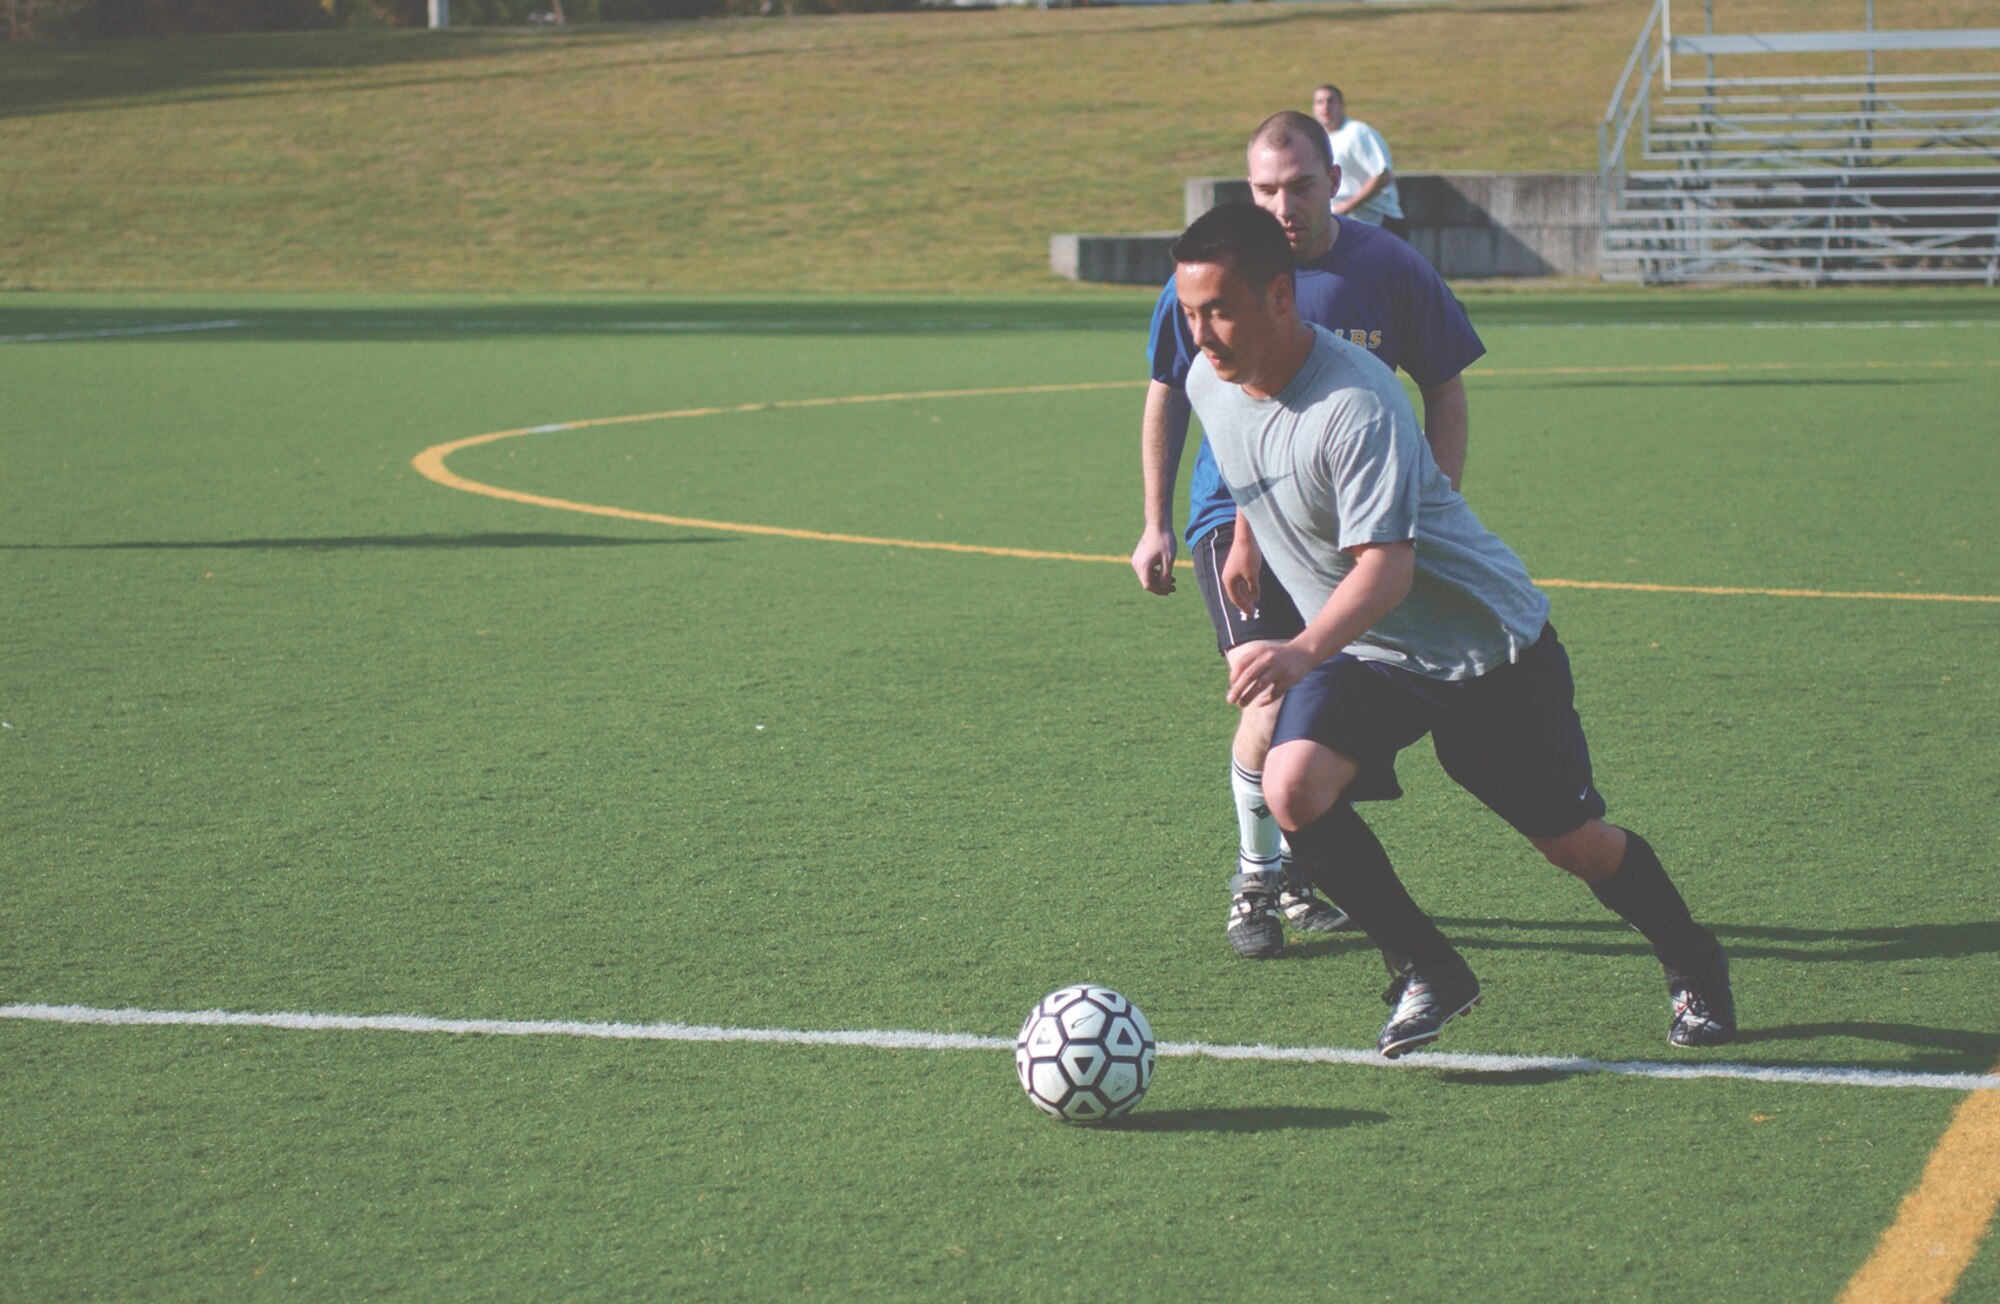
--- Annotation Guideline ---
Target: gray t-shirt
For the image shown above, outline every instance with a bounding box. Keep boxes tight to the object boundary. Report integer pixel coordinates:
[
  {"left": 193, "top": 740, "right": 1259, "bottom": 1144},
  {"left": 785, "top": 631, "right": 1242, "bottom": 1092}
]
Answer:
[{"left": 1188, "top": 325, "right": 1548, "bottom": 680}]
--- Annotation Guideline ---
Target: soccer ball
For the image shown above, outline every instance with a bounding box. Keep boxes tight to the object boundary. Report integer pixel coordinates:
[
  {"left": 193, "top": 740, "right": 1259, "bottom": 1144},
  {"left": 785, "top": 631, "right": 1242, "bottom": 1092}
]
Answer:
[{"left": 1015, "top": 985, "right": 1156, "bottom": 1123}]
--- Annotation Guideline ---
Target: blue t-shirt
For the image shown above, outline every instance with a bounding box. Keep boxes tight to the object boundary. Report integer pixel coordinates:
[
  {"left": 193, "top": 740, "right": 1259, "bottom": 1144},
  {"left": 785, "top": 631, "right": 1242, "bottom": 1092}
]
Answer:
[{"left": 1148, "top": 216, "right": 1486, "bottom": 547}]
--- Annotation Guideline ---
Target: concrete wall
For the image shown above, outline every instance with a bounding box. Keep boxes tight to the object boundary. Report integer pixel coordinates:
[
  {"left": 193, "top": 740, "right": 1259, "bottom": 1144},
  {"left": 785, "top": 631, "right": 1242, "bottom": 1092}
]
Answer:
[
  {"left": 1053, "top": 172, "right": 1602, "bottom": 284},
  {"left": 1401, "top": 173, "right": 1601, "bottom": 278},
  {"left": 1184, "top": 176, "right": 1251, "bottom": 223},
  {"left": 1048, "top": 231, "right": 1178, "bottom": 288}
]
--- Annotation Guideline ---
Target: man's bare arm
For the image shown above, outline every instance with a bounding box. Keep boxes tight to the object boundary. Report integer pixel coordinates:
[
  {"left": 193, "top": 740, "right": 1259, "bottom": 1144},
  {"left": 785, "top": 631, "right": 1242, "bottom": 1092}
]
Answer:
[
  {"left": 1333, "top": 168, "right": 1394, "bottom": 215},
  {"left": 1417, "top": 373, "right": 1468, "bottom": 491},
  {"left": 1131, "top": 380, "right": 1191, "bottom": 595},
  {"left": 1226, "top": 541, "right": 1417, "bottom": 707},
  {"left": 1219, "top": 509, "right": 1263, "bottom": 616}
]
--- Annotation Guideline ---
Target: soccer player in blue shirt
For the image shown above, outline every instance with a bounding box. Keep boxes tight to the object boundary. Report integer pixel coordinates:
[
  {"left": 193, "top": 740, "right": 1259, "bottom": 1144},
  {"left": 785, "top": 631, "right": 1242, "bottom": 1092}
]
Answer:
[{"left": 1131, "top": 111, "right": 1484, "bottom": 959}]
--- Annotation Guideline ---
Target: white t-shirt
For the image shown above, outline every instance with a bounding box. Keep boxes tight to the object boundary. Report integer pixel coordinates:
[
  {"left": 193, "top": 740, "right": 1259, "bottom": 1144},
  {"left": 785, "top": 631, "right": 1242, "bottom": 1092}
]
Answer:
[{"left": 1326, "top": 118, "right": 1404, "bottom": 224}]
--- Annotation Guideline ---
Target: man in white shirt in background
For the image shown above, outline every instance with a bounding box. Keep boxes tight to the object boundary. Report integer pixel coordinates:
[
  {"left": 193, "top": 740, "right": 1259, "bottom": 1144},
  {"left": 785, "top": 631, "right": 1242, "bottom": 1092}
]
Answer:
[{"left": 1313, "top": 84, "right": 1409, "bottom": 241}]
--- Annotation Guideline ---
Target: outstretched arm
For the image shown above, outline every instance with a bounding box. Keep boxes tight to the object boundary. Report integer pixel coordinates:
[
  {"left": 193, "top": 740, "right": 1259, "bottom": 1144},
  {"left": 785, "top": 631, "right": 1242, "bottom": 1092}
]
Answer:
[
  {"left": 1417, "top": 373, "right": 1468, "bottom": 490},
  {"left": 1131, "top": 380, "right": 1191, "bottom": 595},
  {"left": 1226, "top": 541, "right": 1416, "bottom": 707}
]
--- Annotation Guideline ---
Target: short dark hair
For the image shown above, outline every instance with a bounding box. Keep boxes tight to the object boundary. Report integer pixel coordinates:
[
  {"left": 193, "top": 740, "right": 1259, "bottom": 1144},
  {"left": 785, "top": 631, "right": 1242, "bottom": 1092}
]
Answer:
[
  {"left": 1249, "top": 110, "right": 1334, "bottom": 171},
  {"left": 1316, "top": 83, "right": 1344, "bottom": 102},
  {"left": 1170, "top": 202, "right": 1295, "bottom": 297}
]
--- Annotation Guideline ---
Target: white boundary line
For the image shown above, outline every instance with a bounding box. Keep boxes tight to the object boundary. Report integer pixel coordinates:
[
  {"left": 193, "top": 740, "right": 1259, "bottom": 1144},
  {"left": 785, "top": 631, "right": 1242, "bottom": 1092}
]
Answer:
[
  {"left": 0, "top": 319, "right": 248, "bottom": 344},
  {"left": 4, "top": 1003, "right": 1995, "bottom": 1093}
]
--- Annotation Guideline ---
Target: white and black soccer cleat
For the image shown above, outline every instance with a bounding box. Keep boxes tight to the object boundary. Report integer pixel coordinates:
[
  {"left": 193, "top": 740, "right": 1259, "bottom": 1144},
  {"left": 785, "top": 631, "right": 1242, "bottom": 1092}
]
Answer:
[
  {"left": 1667, "top": 942, "right": 1736, "bottom": 1048},
  {"left": 1378, "top": 955, "right": 1481, "bottom": 1058},
  {"left": 1226, "top": 870, "right": 1284, "bottom": 958},
  {"left": 1278, "top": 878, "right": 1350, "bottom": 933}
]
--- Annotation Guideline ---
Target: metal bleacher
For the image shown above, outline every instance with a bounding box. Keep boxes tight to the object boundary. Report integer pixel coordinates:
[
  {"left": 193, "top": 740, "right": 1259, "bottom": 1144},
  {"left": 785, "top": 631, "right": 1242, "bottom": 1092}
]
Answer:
[{"left": 1598, "top": 0, "right": 2000, "bottom": 284}]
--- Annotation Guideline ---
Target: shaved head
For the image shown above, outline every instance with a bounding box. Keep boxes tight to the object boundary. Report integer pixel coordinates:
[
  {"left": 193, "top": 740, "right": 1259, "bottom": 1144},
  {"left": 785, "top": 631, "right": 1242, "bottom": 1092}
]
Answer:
[{"left": 1249, "top": 110, "right": 1334, "bottom": 171}]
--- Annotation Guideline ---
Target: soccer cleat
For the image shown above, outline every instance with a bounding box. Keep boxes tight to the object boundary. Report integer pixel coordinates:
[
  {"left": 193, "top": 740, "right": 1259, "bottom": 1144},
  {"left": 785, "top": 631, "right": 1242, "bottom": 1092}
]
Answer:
[
  {"left": 1278, "top": 878, "right": 1349, "bottom": 933},
  {"left": 1226, "top": 871, "right": 1284, "bottom": 958},
  {"left": 1377, "top": 956, "right": 1481, "bottom": 1058},
  {"left": 1666, "top": 942, "right": 1736, "bottom": 1048}
]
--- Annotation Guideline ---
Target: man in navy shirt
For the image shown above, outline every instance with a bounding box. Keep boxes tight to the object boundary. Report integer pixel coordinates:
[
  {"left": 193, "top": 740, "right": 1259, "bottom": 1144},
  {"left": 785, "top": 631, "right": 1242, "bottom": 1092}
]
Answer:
[{"left": 1130, "top": 111, "right": 1485, "bottom": 959}]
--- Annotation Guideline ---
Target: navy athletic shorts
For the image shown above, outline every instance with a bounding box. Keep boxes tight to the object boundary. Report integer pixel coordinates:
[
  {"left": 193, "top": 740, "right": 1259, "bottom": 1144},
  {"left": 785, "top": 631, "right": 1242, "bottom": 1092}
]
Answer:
[
  {"left": 1269, "top": 623, "right": 1608, "bottom": 839},
  {"left": 1191, "top": 521, "right": 1306, "bottom": 655}
]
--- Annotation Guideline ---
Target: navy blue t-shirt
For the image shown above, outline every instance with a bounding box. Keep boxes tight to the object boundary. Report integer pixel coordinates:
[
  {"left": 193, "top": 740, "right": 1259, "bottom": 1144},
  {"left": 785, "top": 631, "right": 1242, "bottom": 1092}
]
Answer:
[{"left": 1149, "top": 216, "right": 1486, "bottom": 547}]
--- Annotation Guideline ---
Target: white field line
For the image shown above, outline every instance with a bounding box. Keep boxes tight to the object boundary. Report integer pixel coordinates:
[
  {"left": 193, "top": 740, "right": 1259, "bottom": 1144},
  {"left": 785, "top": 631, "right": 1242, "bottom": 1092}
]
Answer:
[
  {"left": 4, "top": 1003, "right": 1996, "bottom": 1093},
  {"left": 0, "top": 319, "right": 248, "bottom": 344}
]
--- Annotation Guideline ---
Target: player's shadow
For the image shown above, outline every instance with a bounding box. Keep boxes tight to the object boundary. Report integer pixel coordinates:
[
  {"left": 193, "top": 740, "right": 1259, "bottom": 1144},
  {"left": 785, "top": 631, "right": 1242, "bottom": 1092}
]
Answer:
[
  {"left": 1113, "top": 1105, "right": 1389, "bottom": 1134},
  {"left": 0, "top": 533, "right": 728, "bottom": 551},
  {"left": 1728, "top": 1021, "right": 2000, "bottom": 1069},
  {"left": 1431, "top": 916, "right": 2000, "bottom": 965},
  {"left": 1269, "top": 933, "right": 1383, "bottom": 962},
  {"left": 1427, "top": 916, "right": 2000, "bottom": 1074}
]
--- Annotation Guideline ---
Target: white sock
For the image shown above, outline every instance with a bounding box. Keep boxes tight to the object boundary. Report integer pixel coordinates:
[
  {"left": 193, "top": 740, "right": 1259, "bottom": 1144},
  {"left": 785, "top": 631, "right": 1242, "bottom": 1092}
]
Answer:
[{"left": 1230, "top": 759, "right": 1282, "bottom": 878}]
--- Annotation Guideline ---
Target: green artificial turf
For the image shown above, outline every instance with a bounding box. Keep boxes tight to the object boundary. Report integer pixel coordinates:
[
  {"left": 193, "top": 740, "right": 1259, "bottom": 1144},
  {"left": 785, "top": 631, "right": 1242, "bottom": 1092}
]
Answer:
[{"left": 2, "top": 288, "right": 1997, "bottom": 1299}]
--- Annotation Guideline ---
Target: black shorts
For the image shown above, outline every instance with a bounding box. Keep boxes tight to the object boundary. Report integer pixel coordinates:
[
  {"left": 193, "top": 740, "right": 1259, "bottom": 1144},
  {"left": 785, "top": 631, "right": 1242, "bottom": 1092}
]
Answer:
[
  {"left": 1380, "top": 215, "right": 1412, "bottom": 241},
  {"left": 1191, "top": 522, "right": 1306, "bottom": 656},
  {"left": 1270, "top": 623, "right": 1608, "bottom": 839}
]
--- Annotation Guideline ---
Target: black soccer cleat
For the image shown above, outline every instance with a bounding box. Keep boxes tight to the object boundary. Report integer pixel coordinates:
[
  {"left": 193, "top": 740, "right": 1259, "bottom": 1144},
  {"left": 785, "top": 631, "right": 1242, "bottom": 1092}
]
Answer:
[
  {"left": 1226, "top": 870, "right": 1284, "bottom": 958},
  {"left": 1278, "top": 878, "right": 1350, "bottom": 933},
  {"left": 1378, "top": 956, "right": 1481, "bottom": 1058},
  {"left": 1667, "top": 941, "right": 1736, "bottom": 1048}
]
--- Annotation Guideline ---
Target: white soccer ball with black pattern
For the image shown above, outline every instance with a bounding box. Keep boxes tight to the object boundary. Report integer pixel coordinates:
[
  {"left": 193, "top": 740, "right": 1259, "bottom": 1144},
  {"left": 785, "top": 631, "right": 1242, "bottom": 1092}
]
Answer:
[{"left": 1015, "top": 985, "right": 1156, "bottom": 1123}]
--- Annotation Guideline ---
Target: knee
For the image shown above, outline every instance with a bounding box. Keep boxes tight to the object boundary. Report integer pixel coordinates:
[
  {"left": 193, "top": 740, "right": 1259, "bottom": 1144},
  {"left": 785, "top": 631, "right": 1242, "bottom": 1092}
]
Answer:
[
  {"left": 1531, "top": 820, "right": 1626, "bottom": 882},
  {"left": 1263, "top": 744, "right": 1351, "bottom": 832},
  {"left": 1263, "top": 776, "right": 1316, "bottom": 832}
]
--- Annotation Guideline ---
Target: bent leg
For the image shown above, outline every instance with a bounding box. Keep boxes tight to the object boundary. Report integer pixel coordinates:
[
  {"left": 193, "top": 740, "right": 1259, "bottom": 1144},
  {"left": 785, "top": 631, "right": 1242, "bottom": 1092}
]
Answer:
[
  {"left": 1537, "top": 820, "right": 1716, "bottom": 973},
  {"left": 1223, "top": 646, "right": 1288, "bottom": 882},
  {"left": 1529, "top": 818, "right": 1626, "bottom": 883},
  {"left": 1268, "top": 741, "right": 1456, "bottom": 971},
  {"left": 1197, "top": 515, "right": 1303, "bottom": 892},
  {"left": 1227, "top": 654, "right": 1283, "bottom": 773},
  {"left": 1261, "top": 738, "right": 1356, "bottom": 832}
]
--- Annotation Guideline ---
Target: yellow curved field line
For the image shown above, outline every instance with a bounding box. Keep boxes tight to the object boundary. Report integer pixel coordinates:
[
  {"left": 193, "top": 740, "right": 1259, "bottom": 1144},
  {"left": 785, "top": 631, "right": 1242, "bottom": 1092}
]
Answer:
[
  {"left": 1839, "top": 1057, "right": 2000, "bottom": 1303},
  {"left": 411, "top": 378, "right": 1999, "bottom": 604}
]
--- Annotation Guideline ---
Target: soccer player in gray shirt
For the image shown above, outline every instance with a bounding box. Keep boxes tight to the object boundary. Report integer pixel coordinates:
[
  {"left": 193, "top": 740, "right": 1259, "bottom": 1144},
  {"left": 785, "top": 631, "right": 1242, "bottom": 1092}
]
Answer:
[{"left": 1174, "top": 202, "right": 1735, "bottom": 1055}]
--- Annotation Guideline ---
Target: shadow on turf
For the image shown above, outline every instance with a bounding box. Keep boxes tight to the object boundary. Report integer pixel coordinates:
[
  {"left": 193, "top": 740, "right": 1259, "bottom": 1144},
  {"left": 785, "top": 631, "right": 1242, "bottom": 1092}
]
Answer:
[
  {"left": 1112, "top": 1105, "right": 1389, "bottom": 1134},
  {"left": 1730, "top": 1021, "right": 2000, "bottom": 1061},
  {"left": 1433, "top": 916, "right": 2000, "bottom": 965},
  {"left": 1428, "top": 916, "right": 2000, "bottom": 1074},
  {"left": 0, "top": 533, "right": 729, "bottom": 551}
]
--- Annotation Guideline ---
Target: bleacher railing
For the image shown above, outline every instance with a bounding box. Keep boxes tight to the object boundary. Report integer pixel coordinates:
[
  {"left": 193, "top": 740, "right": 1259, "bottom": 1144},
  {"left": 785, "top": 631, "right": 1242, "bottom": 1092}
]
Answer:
[{"left": 1598, "top": 2, "right": 2000, "bottom": 284}]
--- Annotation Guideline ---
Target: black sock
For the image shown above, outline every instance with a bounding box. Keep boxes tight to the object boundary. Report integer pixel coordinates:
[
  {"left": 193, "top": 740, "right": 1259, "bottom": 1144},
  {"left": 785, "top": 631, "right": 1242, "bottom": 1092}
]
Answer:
[
  {"left": 1587, "top": 830, "right": 1715, "bottom": 972},
  {"left": 1285, "top": 802, "right": 1456, "bottom": 970}
]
